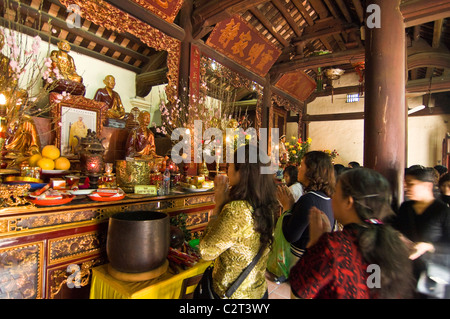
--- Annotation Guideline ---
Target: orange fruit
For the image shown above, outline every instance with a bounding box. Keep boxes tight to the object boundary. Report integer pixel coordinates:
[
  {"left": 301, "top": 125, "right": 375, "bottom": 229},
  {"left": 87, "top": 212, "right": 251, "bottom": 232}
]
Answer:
[
  {"left": 37, "top": 157, "right": 55, "bottom": 170},
  {"left": 42, "top": 145, "right": 60, "bottom": 160},
  {"left": 54, "top": 157, "right": 71, "bottom": 170},
  {"left": 28, "top": 153, "right": 43, "bottom": 167}
]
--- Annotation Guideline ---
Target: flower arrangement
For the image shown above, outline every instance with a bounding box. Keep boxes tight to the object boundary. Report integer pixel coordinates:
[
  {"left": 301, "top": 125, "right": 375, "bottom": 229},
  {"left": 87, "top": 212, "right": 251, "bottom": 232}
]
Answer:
[
  {"left": 231, "top": 130, "right": 252, "bottom": 151},
  {"left": 286, "top": 136, "right": 311, "bottom": 165},
  {"left": 323, "top": 149, "right": 339, "bottom": 160},
  {"left": 0, "top": 27, "right": 60, "bottom": 118}
]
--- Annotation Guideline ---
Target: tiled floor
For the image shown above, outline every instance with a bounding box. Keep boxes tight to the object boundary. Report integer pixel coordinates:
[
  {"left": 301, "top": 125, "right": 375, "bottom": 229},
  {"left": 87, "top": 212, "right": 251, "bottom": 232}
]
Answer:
[{"left": 266, "top": 272, "right": 291, "bottom": 299}]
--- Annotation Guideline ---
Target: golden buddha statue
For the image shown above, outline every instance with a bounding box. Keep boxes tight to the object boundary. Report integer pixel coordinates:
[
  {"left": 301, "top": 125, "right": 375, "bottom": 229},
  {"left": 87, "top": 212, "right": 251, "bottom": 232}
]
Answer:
[
  {"left": 50, "top": 40, "right": 83, "bottom": 83},
  {"left": 1, "top": 88, "right": 41, "bottom": 168},
  {"left": 125, "top": 111, "right": 157, "bottom": 159},
  {"left": 93, "top": 75, "right": 126, "bottom": 119}
]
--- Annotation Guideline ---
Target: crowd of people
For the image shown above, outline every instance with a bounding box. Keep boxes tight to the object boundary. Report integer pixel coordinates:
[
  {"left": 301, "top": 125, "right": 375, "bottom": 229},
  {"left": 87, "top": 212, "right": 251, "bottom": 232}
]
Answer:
[{"left": 197, "top": 144, "right": 450, "bottom": 299}]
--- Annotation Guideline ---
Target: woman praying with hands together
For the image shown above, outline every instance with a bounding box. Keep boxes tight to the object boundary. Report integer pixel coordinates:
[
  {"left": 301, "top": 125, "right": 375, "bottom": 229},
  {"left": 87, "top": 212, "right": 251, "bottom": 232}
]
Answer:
[{"left": 290, "top": 168, "right": 414, "bottom": 299}]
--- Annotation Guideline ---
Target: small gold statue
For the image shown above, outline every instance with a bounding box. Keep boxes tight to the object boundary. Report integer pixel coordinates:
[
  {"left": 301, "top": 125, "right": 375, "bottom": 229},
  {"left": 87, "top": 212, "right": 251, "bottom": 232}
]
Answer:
[
  {"left": 125, "top": 110, "right": 157, "bottom": 159},
  {"left": 50, "top": 40, "right": 83, "bottom": 83},
  {"left": 93, "top": 75, "right": 126, "bottom": 119}
]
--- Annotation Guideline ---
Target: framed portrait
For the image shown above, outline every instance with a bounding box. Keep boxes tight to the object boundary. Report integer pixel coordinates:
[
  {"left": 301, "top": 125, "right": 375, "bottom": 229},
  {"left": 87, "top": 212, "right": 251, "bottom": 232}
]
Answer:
[{"left": 51, "top": 93, "right": 106, "bottom": 156}]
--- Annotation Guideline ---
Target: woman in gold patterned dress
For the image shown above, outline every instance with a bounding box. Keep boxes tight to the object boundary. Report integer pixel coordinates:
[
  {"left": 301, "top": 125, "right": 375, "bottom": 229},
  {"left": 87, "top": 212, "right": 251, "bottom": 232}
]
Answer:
[{"left": 199, "top": 144, "right": 278, "bottom": 299}]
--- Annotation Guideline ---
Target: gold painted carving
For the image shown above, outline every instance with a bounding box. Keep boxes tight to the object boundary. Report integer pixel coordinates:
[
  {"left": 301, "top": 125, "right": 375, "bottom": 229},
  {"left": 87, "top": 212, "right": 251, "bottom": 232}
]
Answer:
[
  {"left": 50, "top": 258, "right": 103, "bottom": 299},
  {"left": 48, "top": 231, "right": 106, "bottom": 265},
  {"left": 0, "top": 242, "right": 43, "bottom": 299}
]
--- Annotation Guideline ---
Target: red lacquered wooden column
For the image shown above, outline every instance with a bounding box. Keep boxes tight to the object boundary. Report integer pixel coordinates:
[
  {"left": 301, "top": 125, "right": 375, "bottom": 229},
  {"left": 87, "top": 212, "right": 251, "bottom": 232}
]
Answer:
[{"left": 364, "top": 0, "right": 406, "bottom": 207}]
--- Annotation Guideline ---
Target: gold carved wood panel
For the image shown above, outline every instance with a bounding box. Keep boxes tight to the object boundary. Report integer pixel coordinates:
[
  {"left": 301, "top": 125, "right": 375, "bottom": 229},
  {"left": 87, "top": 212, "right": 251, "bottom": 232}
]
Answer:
[
  {"left": 48, "top": 231, "right": 107, "bottom": 266},
  {"left": 0, "top": 242, "right": 44, "bottom": 299}
]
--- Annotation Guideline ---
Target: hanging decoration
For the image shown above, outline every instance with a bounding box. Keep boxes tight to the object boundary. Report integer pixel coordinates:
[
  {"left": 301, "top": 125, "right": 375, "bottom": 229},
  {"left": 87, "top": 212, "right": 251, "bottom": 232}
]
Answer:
[
  {"left": 324, "top": 68, "right": 345, "bottom": 103},
  {"left": 206, "top": 15, "right": 282, "bottom": 77},
  {"left": 275, "top": 70, "right": 317, "bottom": 102},
  {"left": 353, "top": 62, "right": 365, "bottom": 97}
]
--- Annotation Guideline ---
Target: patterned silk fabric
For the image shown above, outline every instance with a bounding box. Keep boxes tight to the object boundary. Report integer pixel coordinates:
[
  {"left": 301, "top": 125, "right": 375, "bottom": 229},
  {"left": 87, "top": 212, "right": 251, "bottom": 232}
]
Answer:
[
  {"left": 199, "top": 200, "right": 268, "bottom": 299},
  {"left": 290, "top": 225, "right": 371, "bottom": 299}
]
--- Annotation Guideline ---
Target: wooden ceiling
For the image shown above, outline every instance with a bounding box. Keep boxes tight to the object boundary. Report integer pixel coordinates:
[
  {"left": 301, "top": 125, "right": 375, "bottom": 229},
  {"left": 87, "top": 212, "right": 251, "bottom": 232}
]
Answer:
[
  {"left": 1, "top": 0, "right": 450, "bottom": 102},
  {"left": 190, "top": 0, "right": 450, "bottom": 91}
]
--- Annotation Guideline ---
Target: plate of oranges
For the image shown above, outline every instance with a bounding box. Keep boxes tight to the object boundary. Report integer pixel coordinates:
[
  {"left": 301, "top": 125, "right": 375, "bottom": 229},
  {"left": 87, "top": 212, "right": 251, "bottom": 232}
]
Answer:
[{"left": 29, "top": 145, "right": 71, "bottom": 173}]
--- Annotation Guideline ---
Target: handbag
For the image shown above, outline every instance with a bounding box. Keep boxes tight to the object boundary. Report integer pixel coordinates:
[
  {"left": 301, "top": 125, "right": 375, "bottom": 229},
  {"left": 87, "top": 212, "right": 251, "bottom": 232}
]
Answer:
[
  {"left": 266, "top": 211, "right": 291, "bottom": 282},
  {"left": 194, "top": 245, "right": 266, "bottom": 299}
]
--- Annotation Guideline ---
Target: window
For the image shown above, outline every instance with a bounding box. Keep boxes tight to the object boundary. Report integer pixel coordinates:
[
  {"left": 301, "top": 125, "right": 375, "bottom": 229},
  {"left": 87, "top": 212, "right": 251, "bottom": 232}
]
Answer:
[{"left": 346, "top": 94, "right": 359, "bottom": 103}]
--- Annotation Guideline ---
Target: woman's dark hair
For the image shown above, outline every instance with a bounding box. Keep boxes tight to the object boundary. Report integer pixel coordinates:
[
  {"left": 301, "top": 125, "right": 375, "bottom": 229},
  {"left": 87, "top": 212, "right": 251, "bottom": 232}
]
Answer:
[
  {"left": 439, "top": 172, "right": 450, "bottom": 187},
  {"left": 338, "top": 168, "right": 414, "bottom": 298},
  {"left": 434, "top": 165, "right": 448, "bottom": 176},
  {"left": 228, "top": 144, "right": 278, "bottom": 248},
  {"left": 334, "top": 163, "right": 347, "bottom": 177},
  {"left": 302, "top": 151, "right": 335, "bottom": 197},
  {"left": 405, "top": 166, "right": 436, "bottom": 183},
  {"left": 348, "top": 161, "right": 361, "bottom": 168},
  {"left": 283, "top": 165, "right": 298, "bottom": 187}
]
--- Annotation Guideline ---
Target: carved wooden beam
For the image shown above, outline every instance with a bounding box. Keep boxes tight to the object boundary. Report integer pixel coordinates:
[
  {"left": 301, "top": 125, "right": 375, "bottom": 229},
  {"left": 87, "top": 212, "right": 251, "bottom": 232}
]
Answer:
[
  {"left": 272, "top": 0, "right": 303, "bottom": 37},
  {"left": 335, "top": 0, "right": 352, "bottom": 23},
  {"left": 8, "top": 0, "right": 150, "bottom": 65},
  {"left": 270, "top": 48, "right": 365, "bottom": 75},
  {"left": 104, "top": 0, "right": 186, "bottom": 40},
  {"left": 303, "top": 105, "right": 450, "bottom": 123},
  {"left": 291, "top": 20, "right": 358, "bottom": 45},
  {"left": 306, "top": 76, "right": 450, "bottom": 102},
  {"left": 407, "top": 51, "right": 450, "bottom": 70},
  {"left": 406, "top": 76, "right": 450, "bottom": 94},
  {"left": 249, "top": 7, "right": 289, "bottom": 47},
  {"left": 401, "top": 0, "right": 450, "bottom": 27},
  {"left": 432, "top": 19, "right": 444, "bottom": 49},
  {"left": 191, "top": 0, "right": 271, "bottom": 39},
  {"left": 351, "top": 0, "right": 364, "bottom": 23},
  {"left": 136, "top": 67, "right": 169, "bottom": 97},
  {"left": 0, "top": 17, "right": 141, "bottom": 73},
  {"left": 308, "top": 0, "right": 330, "bottom": 19}
]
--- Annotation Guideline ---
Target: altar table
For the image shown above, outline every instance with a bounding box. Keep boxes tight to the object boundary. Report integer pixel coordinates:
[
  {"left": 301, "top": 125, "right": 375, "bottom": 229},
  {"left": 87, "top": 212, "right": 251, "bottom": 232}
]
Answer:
[{"left": 89, "top": 260, "right": 211, "bottom": 299}]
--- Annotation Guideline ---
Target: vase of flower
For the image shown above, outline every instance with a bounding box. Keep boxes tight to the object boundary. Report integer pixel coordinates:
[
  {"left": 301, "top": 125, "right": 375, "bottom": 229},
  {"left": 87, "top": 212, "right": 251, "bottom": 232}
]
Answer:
[{"left": 286, "top": 136, "right": 312, "bottom": 166}]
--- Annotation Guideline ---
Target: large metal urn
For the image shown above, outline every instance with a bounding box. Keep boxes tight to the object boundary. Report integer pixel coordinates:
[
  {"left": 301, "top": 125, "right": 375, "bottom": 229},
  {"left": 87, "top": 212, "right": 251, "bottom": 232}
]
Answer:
[{"left": 106, "top": 211, "right": 170, "bottom": 281}]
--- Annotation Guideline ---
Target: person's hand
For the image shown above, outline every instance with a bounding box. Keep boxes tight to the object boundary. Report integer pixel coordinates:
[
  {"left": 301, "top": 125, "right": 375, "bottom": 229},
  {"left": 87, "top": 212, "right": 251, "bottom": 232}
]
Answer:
[
  {"left": 276, "top": 185, "right": 295, "bottom": 212},
  {"left": 409, "top": 242, "right": 435, "bottom": 260},
  {"left": 213, "top": 175, "right": 230, "bottom": 215},
  {"left": 307, "top": 206, "right": 331, "bottom": 248}
]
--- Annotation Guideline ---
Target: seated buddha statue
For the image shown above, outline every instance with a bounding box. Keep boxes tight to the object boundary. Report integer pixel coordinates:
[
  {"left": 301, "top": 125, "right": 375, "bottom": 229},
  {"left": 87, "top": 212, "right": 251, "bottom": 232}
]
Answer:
[
  {"left": 125, "top": 111, "right": 158, "bottom": 159},
  {"left": 4, "top": 87, "right": 41, "bottom": 162},
  {"left": 93, "top": 75, "right": 126, "bottom": 119},
  {"left": 49, "top": 40, "right": 83, "bottom": 83}
]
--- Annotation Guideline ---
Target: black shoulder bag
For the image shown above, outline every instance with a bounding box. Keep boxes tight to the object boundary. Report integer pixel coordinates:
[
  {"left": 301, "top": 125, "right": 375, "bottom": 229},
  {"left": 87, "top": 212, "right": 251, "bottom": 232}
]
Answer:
[{"left": 194, "top": 245, "right": 265, "bottom": 299}]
